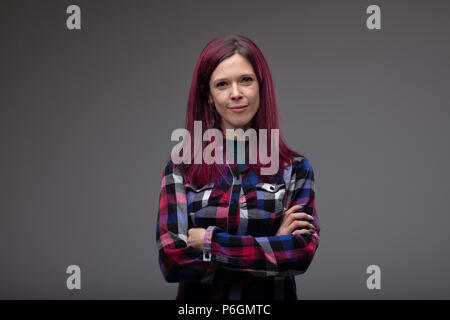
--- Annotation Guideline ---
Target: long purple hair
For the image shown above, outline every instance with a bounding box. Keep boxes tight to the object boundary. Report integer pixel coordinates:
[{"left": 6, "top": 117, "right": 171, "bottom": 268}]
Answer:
[{"left": 180, "top": 34, "right": 299, "bottom": 185}]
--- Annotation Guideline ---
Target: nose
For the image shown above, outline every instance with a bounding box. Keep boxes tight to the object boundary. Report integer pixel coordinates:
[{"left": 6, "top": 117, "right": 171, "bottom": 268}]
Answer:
[{"left": 230, "top": 82, "right": 243, "bottom": 100}]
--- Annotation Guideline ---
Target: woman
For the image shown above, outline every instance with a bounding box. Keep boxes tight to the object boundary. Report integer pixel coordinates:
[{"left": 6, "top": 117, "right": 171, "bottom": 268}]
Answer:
[{"left": 156, "top": 34, "right": 320, "bottom": 300}]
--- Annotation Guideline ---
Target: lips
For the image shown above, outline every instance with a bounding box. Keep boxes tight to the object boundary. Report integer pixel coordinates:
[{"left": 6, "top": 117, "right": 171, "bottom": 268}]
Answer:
[{"left": 229, "top": 105, "right": 248, "bottom": 113}]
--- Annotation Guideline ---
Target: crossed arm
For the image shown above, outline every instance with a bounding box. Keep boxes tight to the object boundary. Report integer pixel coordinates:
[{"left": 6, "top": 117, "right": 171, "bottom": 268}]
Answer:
[
  {"left": 187, "top": 204, "right": 315, "bottom": 251},
  {"left": 156, "top": 158, "right": 320, "bottom": 284}
]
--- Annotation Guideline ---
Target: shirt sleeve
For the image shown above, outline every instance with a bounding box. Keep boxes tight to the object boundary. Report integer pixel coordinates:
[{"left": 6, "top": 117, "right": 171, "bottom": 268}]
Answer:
[
  {"left": 202, "top": 157, "right": 320, "bottom": 277},
  {"left": 156, "top": 161, "right": 252, "bottom": 284}
]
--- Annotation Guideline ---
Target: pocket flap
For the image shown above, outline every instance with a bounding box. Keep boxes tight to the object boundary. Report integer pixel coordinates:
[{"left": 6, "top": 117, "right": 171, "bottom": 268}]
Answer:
[
  {"left": 185, "top": 183, "right": 215, "bottom": 193},
  {"left": 255, "top": 183, "right": 285, "bottom": 193}
]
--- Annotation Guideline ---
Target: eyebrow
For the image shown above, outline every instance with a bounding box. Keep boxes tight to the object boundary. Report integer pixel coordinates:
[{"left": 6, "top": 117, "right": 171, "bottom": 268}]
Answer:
[{"left": 212, "top": 73, "right": 255, "bottom": 83}]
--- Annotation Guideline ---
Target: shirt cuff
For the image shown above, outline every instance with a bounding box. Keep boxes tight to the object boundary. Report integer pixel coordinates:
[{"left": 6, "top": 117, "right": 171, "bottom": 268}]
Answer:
[{"left": 203, "top": 226, "right": 216, "bottom": 262}]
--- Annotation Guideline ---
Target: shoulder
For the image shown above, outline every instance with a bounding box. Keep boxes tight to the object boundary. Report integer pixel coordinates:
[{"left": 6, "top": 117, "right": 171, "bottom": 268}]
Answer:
[
  {"left": 287, "top": 154, "right": 315, "bottom": 180},
  {"left": 161, "top": 159, "right": 186, "bottom": 182},
  {"left": 292, "top": 155, "right": 313, "bottom": 170}
]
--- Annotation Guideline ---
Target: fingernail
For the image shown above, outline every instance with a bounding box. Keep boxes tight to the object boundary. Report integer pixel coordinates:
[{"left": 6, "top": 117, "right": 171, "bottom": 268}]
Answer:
[
  {"left": 309, "top": 229, "right": 315, "bottom": 233},
  {"left": 307, "top": 214, "right": 313, "bottom": 220}
]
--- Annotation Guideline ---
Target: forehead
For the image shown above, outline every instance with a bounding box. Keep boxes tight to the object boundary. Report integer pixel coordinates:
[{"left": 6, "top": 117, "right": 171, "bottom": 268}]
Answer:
[{"left": 210, "top": 54, "right": 255, "bottom": 81}]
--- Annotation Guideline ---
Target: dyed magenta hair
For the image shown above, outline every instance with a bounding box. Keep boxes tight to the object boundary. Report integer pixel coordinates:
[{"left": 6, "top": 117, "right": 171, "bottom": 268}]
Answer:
[{"left": 181, "top": 34, "right": 299, "bottom": 185}]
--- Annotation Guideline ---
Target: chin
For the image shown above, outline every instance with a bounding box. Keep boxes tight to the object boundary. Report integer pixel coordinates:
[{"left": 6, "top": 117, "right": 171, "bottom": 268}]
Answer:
[{"left": 230, "top": 119, "right": 253, "bottom": 130}]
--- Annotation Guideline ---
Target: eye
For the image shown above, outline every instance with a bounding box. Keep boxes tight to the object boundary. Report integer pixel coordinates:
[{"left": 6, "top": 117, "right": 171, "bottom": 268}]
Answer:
[
  {"left": 242, "top": 77, "right": 253, "bottom": 82},
  {"left": 216, "top": 81, "right": 227, "bottom": 87}
]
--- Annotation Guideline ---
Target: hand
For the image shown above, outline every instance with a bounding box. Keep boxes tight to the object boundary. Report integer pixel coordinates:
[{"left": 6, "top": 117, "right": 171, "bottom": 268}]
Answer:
[
  {"left": 276, "top": 204, "right": 315, "bottom": 236},
  {"left": 187, "top": 228, "right": 206, "bottom": 252}
]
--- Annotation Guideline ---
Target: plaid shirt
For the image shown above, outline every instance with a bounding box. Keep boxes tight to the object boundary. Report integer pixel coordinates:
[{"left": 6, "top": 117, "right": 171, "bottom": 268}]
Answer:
[{"left": 156, "top": 155, "right": 320, "bottom": 300}]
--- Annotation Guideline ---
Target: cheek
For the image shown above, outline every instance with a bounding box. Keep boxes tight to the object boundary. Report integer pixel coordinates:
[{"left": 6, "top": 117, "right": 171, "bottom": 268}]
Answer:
[
  {"left": 213, "top": 94, "right": 227, "bottom": 109},
  {"left": 249, "top": 87, "right": 259, "bottom": 104},
  {"left": 214, "top": 101, "right": 227, "bottom": 115},
  {"left": 214, "top": 104, "right": 229, "bottom": 120},
  {"left": 250, "top": 91, "right": 260, "bottom": 111}
]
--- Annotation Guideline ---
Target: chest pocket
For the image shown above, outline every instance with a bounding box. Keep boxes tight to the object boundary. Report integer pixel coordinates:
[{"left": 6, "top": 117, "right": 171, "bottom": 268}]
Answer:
[
  {"left": 254, "top": 182, "right": 286, "bottom": 214},
  {"left": 185, "top": 183, "right": 215, "bottom": 208},
  {"left": 185, "top": 183, "right": 227, "bottom": 229}
]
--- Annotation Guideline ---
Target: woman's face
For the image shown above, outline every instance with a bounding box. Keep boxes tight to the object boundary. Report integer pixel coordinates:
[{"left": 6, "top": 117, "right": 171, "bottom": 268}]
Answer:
[{"left": 208, "top": 53, "right": 260, "bottom": 131}]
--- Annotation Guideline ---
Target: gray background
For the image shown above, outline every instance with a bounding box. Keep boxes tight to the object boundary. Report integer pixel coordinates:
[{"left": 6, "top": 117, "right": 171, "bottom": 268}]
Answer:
[{"left": 1, "top": 0, "right": 449, "bottom": 299}]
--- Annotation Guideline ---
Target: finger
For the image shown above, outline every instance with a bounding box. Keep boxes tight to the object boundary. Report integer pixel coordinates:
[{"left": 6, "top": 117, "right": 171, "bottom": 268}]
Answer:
[
  {"left": 290, "top": 219, "right": 316, "bottom": 231},
  {"left": 292, "top": 219, "right": 316, "bottom": 230},
  {"left": 286, "top": 220, "right": 312, "bottom": 234},
  {"left": 290, "top": 212, "right": 314, "bottom": 222},
  {"left": 292, "top": 229, "right": 315, "bottom": 236},
  {"left": 288, "top": 212, "right": 308, "bottom": 223},
  {"left": 284, "top": 204, "right": 303, "bottom": 216},
  {"left": 292, "top": 229, "right": 309, "bottom": 236},
  {"left": 293, "top": 219, "right": 314, "bottom": 229}
]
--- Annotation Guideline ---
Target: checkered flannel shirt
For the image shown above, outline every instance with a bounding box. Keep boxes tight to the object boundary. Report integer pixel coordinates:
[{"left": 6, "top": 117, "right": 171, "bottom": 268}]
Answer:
[{"left": 156, "top": 155, "right": 320, "bottom": 300}]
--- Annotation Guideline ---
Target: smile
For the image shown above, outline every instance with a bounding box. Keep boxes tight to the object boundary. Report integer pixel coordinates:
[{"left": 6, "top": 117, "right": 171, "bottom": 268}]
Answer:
[{"left": 229, "top": 105, "right": 248, "bottom": 113}]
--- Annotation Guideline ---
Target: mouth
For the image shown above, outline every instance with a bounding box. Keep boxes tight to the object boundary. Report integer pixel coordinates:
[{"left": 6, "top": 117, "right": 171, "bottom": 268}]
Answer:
[{"left": 229, "top": 105, "right": 248, "bottom": 113}]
